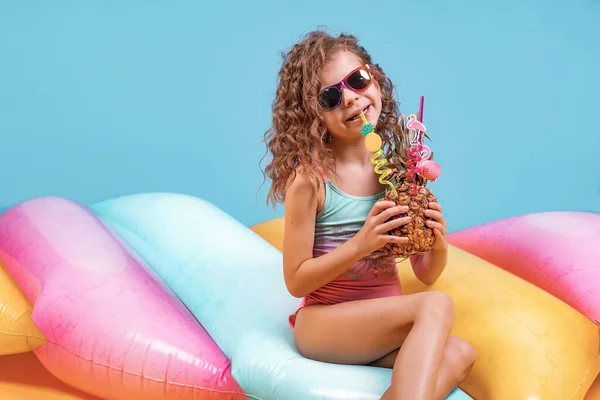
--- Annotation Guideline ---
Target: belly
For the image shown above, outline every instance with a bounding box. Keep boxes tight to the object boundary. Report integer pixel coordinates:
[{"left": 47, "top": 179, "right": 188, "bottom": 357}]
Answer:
[{"left": 306, "top": 256, "right": 402, "bottom": 306}]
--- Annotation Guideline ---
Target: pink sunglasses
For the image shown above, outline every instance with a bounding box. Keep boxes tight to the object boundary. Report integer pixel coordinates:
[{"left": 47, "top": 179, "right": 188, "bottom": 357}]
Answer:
[{"left": 318, "top": 64, "right": 373, "bottom": 111}]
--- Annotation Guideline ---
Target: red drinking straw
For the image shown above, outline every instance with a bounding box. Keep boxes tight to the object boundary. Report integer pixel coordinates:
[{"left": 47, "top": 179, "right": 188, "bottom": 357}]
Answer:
[{"left": 418, "top": 96, "right": 424, "bottom": 122}]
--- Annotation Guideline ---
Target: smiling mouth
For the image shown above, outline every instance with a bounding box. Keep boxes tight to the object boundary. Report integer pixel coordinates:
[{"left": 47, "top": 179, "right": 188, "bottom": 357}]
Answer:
[{"left": 347, "top": 105, "right": 370, "bottom": 122}]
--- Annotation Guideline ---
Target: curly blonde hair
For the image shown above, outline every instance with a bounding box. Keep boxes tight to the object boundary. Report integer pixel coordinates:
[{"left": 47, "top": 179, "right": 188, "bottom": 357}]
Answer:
[{"left": 260, "top": 29, "right": 403, "bottom": 207}]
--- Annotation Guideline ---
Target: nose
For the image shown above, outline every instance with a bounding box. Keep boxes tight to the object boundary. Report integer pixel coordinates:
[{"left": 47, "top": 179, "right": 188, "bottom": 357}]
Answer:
[{"left": 342, "top": 87, "right": 359, "bottom": 108}]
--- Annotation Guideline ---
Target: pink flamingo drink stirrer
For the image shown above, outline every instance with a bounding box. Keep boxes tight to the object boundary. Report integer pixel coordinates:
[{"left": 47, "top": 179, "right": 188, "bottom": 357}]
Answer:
[{"left": 405, "top": 97, "right": 441, "bottom": 196}]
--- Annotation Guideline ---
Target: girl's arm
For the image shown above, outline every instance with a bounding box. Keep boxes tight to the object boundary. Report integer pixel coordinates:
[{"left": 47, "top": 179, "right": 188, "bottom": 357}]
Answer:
[
  {"left": 409, "top": 201, "right": 449, "bottom": 285},
  {"left": 282, "top": 169, "right": 365, "bottom": 298},
  {"left": 409, "top": 246, "right": 448, "bottom": 285}
]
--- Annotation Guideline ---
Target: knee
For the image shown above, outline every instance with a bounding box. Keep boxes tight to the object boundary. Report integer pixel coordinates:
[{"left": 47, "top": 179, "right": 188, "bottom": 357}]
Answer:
[
  {"left": 418, "top": 291, "right": 455, "bottom": 328},
  {"left": 445, "top": 337, "right": 476, "bottom": 380}
]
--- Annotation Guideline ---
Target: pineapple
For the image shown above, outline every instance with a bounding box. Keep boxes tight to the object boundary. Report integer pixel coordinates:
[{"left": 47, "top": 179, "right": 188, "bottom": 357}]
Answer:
[{"left": 381, "top": 113, "right": 440, "bottom": 259}]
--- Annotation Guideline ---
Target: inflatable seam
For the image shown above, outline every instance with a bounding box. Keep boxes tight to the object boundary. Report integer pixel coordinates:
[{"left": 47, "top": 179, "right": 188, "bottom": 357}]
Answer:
[
  {"left": 595, "top": 319, "right": 600, "bottom": 356},
  {"left": 0, "top": 329, "right": 45, "bottom": 341},
  {"left": 42, "top": 340, "right": 249, "bottom": 398},
  {"left": 570, "top": 356, "right": 600, "bottom": 400}
]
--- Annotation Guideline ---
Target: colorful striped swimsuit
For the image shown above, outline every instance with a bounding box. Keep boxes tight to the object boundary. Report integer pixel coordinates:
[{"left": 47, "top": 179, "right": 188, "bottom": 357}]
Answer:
[{"left": 288, "top": 167, "right": 402, "bottom": 328}]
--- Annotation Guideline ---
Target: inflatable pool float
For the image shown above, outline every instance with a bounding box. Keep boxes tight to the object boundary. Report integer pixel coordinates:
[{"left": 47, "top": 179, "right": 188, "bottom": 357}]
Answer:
[
  {"left": 0, "top": 262, "right": 46, "bottom": 355},
  {"left": 448, "top": 211, "right": 600, "bottom": 326},
  {"left": 0, "top": 194, "right": 598, "bottom": 399},
  {"left": 589, "top": 375, "right": 600, "bottom": 400},
  {"left": 0, "top": 196, "right": 243, "bottom": 400},
  {"left": 0, "top": 352, "right": 101, "bottom": 400}
]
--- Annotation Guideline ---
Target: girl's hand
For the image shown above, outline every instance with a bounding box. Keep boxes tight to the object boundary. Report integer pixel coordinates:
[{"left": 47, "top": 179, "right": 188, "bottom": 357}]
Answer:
[
  {"left": 353, "top": 201, "right": 411, "bottom": 256},
  {"left": 424, "top": 202, "right": 448, "bottom": 251}
]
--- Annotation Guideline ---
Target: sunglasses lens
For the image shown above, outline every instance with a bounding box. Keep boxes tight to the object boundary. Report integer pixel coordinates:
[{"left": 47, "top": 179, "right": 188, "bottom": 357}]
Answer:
[
  {"left": 347, "top": 68, "right": 371, "bottom": 90},
  {"left": 319, "top": 87, "right": 341, "bottom": 110}
]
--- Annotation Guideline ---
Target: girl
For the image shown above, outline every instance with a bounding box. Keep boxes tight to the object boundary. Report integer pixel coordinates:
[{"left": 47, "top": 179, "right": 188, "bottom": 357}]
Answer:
[{"left": 261, "top": 30, "right": 476, "bottom": 400}]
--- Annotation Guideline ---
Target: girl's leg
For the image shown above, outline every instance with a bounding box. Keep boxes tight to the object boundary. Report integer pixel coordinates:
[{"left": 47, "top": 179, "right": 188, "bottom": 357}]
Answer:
[
  {"left": 293, "top": 291, "right": 458, "bottom": 400},
  {"left": 374, "top": 336, "right": 476, "bottom": 400}
]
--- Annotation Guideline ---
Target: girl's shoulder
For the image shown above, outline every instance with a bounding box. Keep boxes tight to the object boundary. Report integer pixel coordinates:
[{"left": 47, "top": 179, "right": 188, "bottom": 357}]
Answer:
[{"left": 285, "top": 164, "right": 327, "bottom": 212}]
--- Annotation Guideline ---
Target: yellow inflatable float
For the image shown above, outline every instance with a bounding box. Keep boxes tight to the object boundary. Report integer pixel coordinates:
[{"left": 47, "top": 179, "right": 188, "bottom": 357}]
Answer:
[
  {"left": 0, "top": 262, "right": 45, "bottom": 356},
  {"left": 589, "top": 375, "right": 600, "bottom": 400}
]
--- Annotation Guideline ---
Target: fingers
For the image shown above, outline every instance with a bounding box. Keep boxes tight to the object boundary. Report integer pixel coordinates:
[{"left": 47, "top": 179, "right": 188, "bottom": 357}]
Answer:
[
  {"left": 368, "top": 201, "right": 397, "bottom": 218},
  {"left": 373, "top": 204, "right": 409, "bottom": 225},
  {"left": 381, "top": 234, "right": 409, "bottom": 244},
  {"left": 424, "top": 209, "right": 445, "bottom": 226},
  {"left": 426, "top": 219, "right": 446, "bottom": 236},
  {"left": 378, "top": 215, "right": 411, "bottom": 232},
  {"left": 432, "top": 228, "right": 448, "bottom": 250},
  {"left": 428, "top": 202, "right": 442, "bottom": 212}
]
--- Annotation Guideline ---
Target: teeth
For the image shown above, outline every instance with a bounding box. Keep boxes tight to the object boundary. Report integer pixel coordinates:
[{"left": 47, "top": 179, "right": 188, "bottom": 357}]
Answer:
[{"left": 348, "top": 106, "right": 369, "bottom": 121}]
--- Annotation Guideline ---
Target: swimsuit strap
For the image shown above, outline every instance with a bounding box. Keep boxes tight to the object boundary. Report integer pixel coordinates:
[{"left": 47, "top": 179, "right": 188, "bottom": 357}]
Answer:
[{"left": 314, "top": 164, "right": 329, "bottom": 182}]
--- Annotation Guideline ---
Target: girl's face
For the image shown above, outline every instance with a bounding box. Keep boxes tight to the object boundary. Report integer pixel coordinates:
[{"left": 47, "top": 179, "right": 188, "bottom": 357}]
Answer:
[{"left": 318, "top": 50, "right": 382, "bottom": 141}]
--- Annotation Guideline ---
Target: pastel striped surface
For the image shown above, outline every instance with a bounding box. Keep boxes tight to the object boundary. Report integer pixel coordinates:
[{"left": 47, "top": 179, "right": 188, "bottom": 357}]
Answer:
[
  {"left": 449, "top": 211, "right": 600, "bottom": 325},
  {"left": 0, "top": 197, "right": 244, "bottom": 400}
]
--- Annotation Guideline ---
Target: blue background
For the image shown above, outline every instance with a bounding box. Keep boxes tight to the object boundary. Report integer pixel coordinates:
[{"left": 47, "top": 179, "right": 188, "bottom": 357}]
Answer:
[{"left": 1, "top": 0, "right": 598, "bottom": 231}]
